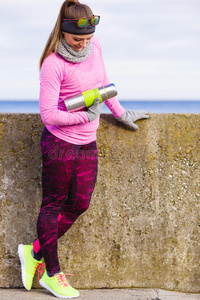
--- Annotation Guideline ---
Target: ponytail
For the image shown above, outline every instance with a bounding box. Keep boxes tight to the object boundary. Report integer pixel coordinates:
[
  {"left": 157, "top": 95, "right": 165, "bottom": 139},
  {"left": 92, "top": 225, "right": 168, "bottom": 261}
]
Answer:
[{"left": 39, "top": 0, "right": 93, "bottom": 69}]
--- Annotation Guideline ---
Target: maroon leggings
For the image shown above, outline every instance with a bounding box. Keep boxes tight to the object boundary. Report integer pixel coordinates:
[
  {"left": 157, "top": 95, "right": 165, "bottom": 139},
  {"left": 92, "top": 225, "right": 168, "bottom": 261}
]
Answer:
[{"left": 33, "top": 127, "right": 98, "bottom": 274}]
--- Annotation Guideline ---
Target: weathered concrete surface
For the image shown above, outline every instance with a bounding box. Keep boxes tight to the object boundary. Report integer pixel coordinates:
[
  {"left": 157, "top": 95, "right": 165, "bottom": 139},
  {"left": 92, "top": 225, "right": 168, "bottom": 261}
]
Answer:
[
  {"left": 2, "top": 288, "right": 200, "bottom": 300},
  {"left": 0, "top": 113, "right": 199, "bottom": 293}
]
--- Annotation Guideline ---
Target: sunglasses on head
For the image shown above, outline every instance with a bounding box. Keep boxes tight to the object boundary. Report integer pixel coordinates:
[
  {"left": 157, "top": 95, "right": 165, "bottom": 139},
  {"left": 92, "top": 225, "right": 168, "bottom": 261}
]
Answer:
[{"left": 63, "top": 15, "right": 100, "bottom": 28}]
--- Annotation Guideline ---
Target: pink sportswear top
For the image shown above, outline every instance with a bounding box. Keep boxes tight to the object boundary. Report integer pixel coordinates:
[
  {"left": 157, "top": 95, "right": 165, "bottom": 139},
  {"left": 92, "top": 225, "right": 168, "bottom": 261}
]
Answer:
[{"left": 39, "top": 37, "right": 125, "bottom": 145}]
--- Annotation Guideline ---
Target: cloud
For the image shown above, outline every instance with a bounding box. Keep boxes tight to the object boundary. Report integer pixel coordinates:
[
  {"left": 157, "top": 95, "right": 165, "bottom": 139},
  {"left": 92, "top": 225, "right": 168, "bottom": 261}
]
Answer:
[
  {"left": 106, "top": 58, "right": 200, "bottom": 99},
  {"left": 0, "top": 0, "right": 200, "bottom": 100}
]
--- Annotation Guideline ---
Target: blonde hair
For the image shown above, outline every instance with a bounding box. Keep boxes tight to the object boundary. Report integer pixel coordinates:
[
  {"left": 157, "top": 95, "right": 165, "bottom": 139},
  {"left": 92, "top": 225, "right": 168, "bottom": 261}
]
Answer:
[{"left": 39, "top": 0, "right": 93, "bottom": 69}]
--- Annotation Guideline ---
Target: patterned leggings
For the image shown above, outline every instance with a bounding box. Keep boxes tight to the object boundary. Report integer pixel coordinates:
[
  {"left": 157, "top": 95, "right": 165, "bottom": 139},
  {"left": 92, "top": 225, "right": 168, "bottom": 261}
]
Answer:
[{"left": 33, "top": 127, "right": 98, "bottom": 274}]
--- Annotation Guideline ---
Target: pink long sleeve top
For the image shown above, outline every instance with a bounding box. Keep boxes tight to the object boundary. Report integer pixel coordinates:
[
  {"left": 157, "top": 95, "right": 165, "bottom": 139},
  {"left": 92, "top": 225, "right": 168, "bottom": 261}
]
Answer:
[{"left": 39, "top": 37, "right": 125, "bottom": 145}]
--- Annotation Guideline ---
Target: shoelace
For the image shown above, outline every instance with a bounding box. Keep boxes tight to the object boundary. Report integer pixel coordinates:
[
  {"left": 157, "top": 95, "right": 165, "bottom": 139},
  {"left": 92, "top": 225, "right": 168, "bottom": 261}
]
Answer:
[
  {"left": 36, "top": 263, "right": 46, "bottom": 281},
  {"left": 53, "top": 273, "right": 74, "bottom": 287}
]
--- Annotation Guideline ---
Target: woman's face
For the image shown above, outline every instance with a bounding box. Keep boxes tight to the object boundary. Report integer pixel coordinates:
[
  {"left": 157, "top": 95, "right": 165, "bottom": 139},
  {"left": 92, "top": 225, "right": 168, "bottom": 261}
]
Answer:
[{"left": 62, "top": 32, "right": 94, "bottom": 52}]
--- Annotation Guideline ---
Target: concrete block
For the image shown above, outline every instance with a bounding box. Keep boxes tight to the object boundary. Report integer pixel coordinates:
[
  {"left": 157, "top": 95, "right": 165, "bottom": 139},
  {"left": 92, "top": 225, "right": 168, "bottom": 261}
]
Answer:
[{"left": 0, "top": 113, "right": 199, "bottom": 292}]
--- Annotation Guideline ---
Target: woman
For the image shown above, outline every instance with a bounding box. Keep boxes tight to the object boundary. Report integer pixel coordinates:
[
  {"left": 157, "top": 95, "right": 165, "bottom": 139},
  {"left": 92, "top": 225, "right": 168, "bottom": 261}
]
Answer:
[{"left": 18, "top": 0, "right": 149, "bottom": 298}]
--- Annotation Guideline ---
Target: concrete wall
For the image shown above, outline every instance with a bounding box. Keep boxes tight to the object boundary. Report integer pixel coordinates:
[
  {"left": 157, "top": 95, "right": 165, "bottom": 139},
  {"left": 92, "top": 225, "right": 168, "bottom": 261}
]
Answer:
[{"left": 0, "top": 113, "right": 199, "bottom": 292}]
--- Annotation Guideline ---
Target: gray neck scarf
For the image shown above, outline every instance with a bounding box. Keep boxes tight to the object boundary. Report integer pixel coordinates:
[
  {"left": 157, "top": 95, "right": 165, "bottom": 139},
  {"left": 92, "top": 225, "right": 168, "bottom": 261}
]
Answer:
[{"left": 57, "top": 38, "right": 92, "bottom": 63}]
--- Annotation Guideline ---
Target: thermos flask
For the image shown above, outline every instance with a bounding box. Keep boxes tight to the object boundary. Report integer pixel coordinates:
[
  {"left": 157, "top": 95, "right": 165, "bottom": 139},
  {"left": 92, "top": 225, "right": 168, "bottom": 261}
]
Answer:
[{"left": 64, "top": 83, "right": 117, "bottom": 112}]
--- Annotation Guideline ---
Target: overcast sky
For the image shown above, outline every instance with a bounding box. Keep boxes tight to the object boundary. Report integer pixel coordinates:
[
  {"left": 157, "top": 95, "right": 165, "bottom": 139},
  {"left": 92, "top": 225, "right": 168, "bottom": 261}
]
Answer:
[{"left": 0, "top": 0, "right": 200, "bottom": 100}]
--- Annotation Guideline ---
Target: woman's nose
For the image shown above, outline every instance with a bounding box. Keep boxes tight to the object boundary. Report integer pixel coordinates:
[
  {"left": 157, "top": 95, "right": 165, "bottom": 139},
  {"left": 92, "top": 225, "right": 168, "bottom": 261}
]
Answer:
[{"left": 81, "top": 40, "right": 87, "bottom": 48}]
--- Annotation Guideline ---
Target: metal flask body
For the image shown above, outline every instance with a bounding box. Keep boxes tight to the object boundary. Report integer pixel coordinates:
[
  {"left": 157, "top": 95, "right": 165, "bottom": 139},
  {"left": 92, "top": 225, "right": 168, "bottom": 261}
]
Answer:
[{"left": 64, "top": 83, "right": 117, "bottom": 112}]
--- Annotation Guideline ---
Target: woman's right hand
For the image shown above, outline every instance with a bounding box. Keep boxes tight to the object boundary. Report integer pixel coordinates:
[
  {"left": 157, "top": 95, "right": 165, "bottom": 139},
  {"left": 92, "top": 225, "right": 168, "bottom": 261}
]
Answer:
[{"left": 85, "top": 98, "right": 104, "bottom": 122}]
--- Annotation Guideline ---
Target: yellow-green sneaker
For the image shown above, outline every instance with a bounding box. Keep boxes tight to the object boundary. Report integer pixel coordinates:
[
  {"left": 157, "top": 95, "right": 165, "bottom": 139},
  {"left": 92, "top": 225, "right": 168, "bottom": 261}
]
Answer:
[
  {"left": 39, "top": 270, "right": 80, "bottom": 298},
  {"left": 18, "top": 244, "right": 43, "bottom": 290}
]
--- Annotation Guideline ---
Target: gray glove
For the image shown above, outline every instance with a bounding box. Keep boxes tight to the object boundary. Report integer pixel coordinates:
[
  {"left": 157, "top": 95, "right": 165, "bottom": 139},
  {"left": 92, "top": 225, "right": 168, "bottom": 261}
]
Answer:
[
  {"left": 85, "top": 97, "right": 104, "bottom": 122},
  {"left": 116, "top": 110, "right": 149, "bottom": 130}
]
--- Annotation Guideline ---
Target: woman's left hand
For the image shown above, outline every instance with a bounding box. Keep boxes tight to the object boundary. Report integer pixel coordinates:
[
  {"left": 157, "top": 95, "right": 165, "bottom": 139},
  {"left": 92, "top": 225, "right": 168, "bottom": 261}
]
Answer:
[{"left": 116, "top": 110, "right": 149, "bottom": 130}]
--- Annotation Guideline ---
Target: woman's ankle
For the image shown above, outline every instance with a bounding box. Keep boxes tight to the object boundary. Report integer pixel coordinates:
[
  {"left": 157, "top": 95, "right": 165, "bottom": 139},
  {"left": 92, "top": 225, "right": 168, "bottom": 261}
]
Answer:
[{"left": 32, "top": 249, "right": 42, "bottom": 261}]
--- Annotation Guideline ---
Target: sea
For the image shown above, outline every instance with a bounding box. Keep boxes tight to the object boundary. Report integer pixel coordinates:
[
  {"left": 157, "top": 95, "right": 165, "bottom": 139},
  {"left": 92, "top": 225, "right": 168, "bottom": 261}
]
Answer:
[{"left": 0, "top": 100, "right": 200, "bottom": 114}]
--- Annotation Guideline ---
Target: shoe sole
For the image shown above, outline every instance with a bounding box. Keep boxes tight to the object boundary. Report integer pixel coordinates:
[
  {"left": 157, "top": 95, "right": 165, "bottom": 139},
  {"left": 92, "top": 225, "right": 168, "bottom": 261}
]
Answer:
[
  {"left": 39, "top": 279, "right": 80, "bottom": 299},
  {"left": 18, "top": 244, "right": 29, "bottom": 290}
]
